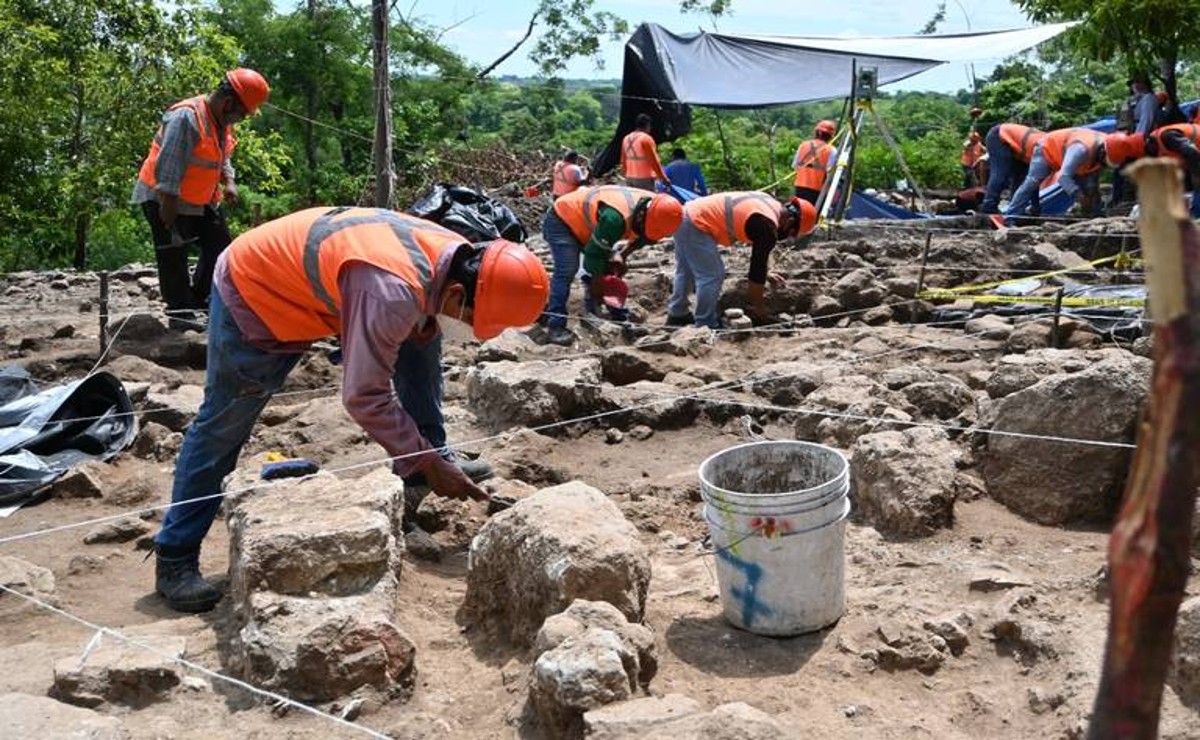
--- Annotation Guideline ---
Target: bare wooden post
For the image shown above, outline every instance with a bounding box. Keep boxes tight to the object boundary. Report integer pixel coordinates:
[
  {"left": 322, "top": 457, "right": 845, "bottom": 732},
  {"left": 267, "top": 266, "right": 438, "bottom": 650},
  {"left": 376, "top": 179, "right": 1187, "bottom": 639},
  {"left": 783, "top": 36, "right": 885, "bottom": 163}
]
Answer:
[
  {"left": 1088, "top": 158, "right": 1200, "bottom": 740},
  {"left": 371, "top": 0, "right": 394, "bottom": 208},
  {"left": 98, "top": 271, "right": 109, "bottom": 360},
  {"left": 1050, "top": 287, "right": 1064, "bottom": 348},
  {"left": 915, "top": 232, "right": 932, "bottom": 296}
]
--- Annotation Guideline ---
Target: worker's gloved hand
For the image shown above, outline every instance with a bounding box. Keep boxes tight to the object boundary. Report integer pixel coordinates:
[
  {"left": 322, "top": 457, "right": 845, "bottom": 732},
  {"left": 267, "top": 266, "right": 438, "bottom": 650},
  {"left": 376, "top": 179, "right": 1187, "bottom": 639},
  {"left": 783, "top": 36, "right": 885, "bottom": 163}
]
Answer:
[{"left": 424, "top": 456, "right": 490, "bottom": 502}]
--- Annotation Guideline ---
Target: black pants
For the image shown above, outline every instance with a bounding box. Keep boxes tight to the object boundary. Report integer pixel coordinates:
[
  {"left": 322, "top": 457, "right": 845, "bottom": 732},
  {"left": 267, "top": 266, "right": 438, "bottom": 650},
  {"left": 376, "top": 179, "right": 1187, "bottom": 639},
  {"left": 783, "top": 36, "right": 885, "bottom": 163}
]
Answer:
[
  {"left": 141, "top": 201, "right": 232, "bottom": 312},
  {"left": 794, "top": 187, "right": 821, "bottom": 205}
]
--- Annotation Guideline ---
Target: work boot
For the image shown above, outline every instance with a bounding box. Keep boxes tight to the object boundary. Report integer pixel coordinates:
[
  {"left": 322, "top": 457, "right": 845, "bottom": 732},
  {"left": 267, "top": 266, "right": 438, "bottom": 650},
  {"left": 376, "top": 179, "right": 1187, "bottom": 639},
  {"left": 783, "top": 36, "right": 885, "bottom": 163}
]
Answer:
[
  {"left": 545, "top": 326, "right": 575, "bottom": 347},
  {"left": 155, "top": 544, "right": 222, "bottom": 613},
  {"left": 402, "top": 458, "right": 494, "bottom": 489},
  {"left": 665, "top": 311, "right": 694, "bottom": 327}
]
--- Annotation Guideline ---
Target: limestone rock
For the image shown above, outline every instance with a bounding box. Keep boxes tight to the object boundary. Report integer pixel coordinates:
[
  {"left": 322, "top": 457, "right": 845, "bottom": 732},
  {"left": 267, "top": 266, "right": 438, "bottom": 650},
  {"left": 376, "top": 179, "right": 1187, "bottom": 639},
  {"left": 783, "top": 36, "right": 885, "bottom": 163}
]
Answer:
[
  {"left": 635, "top": 326, "right": 714, "bottom": 357},
  {"left": 464, "top": 481, "right": 651, "bottom": 647},
  {"left": 109, "top": 315, "right": 206, "bottom": 369},
  {"left": 795, "top": 375, "right": 904, "bottom": 446},
  {"left": 130, "top": 421, "right": 180, "bottom": 462},
  {"left": 1170, "top": 596, "right": 1200, "bottom": 708},
  {"left": 50, "top": 462, "right": 106, "bottom": 499},
  {"left": 468, "top": 359, "right": 602, "bottom": 429},
  {"left": 488, "top": 428, "right": 570, "bottom": 486},
  {"left": 142, "top": 384, "right": 204, "bottom": 432},
  {"left": 584, "top": 698, "right": 785, "bottom": 740},
  {"left": 744, "top": 361, "right": 828, "bottom": 405},
  {"left": 0, "top": 555, "right": 56, "bottom": 601},
  {"left": 227, "top": 468, "right": 404, "bottom": 608},
  {"left": 900, "top": 376, "right": 975, "bottom": 420},
  {"left": 832, "top": 268, "right": 885, "bottom": 310},
  {"left": 534, "top": 600, "right": 656, "bottom": 689},
  {"left": 600, "top": 348, "right": 665, "bottom": 386},
  {"left": 235, "top": 592, "right": 415, "bottom": 703},
  {"left": 964, "top": 314, "right": 1013, "bottom": 341},
  {"left": 53, "top": 632, "right": 185, "bottom": 707},
  {"left": 531, "top": 629, "right": 639, "bottom": 737},
  {"left": 879, "top": 365, "right": 941, "bottom": 390},
  {"left": 2, "top": 693, "right": 126, "bottom": 739},
  {"left": 102, "top": 354, "right": 183, "bottom": 389},
  {"left": 1003, "top": 320, "right": 1053, "bottom": 353},
  {"left": 83, "top": 517, "right": 151, "bottom": 545},
  {"left": 475, "top": 328, "right": 538, "bottom": 362},
  {"left": 869, "top": 621, "right": 949, "bottom": 674},
  {"left": 983, "top": 356, "right": 1149, "bottom": 524},
  {"left": 599, "top": 381, "right": 698, "bottom": 430},
  {"left": 850, "top": 427, "right": 960, "bottom": 538},
  {"left": 923, "top": 612, "right": 972, "bottom": 656},
  {"left": 985, "top": 349, "right": 1108, "bottom": 399}
]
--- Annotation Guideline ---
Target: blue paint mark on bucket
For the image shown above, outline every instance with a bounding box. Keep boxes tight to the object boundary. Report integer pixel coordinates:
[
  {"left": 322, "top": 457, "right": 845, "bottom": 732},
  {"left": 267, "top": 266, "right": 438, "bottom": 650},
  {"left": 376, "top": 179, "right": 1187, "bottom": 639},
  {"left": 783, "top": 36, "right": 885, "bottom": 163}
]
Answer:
[{"left": 715, "top": 546, "right": 772, "bottom": 628}]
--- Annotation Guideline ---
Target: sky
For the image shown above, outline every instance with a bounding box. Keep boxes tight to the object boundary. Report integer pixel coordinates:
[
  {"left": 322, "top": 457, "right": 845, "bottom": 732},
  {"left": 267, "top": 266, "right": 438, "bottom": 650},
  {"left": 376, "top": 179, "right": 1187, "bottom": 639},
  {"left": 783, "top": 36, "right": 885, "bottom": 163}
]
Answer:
[{"left": 405, "top": 0, "right": 1038, "bottom": 92}]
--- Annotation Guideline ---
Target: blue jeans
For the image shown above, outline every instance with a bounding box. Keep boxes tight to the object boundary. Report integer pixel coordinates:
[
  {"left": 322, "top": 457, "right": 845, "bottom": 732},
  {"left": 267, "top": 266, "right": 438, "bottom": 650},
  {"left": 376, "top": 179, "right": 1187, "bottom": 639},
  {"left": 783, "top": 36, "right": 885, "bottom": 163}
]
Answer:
[
  {"left": 667, "top": 218, "right": 724, "bottom": 329},
  {"left": 155, "top": 290, "right": 447, "bottom": 549},
  {"left": 981, "top": 126, "right": 1029, "bottom": 214},
  {"left": 542, "top": 210, "right": 584, "bottom": 330},
  {"left": 1004, "top": 148, "right": 1051, "bottom": 218}
]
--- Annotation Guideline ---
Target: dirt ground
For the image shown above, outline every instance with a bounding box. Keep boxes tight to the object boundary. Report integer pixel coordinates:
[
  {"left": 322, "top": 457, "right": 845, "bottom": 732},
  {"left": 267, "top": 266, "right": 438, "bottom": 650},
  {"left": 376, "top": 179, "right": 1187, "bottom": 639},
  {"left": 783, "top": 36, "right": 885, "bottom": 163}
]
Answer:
[{"left": 0, "top": 217, "right": 1196, "bottom": 739}]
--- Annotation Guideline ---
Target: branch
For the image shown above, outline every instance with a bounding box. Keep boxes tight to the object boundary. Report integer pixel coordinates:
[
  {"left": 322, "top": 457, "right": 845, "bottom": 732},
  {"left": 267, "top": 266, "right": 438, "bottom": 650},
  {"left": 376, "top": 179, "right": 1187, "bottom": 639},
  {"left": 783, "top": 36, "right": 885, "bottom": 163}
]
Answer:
[
  {"left": 476, "top": 10, "right": 539, "bottom": 80},
  {"left": 434, "top": 12, "right": 479, "bottom": 43}
]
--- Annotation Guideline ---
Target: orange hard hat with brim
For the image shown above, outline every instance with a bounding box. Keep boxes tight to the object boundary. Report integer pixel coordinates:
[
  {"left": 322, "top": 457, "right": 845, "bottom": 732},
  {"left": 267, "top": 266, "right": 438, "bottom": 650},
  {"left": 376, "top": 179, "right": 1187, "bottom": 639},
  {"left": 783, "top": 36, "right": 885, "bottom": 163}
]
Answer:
[
  {"left": 472, "top": 239, "right": 550, "bottom": 340},
  {"left": 815, "top": 120, "right": 837, "bottom": 137},
  {"left": 1104, "top": 132, "right": 1146, "bottom": 167},
  {"left": 226, "top": 68, "right": 270, "bottom": 114},
  {"left": 787, "top": 197, "right": 818, "bottom": 236},
  {"left": 641, "top": 194, "right": 684, "bottom": 241}
]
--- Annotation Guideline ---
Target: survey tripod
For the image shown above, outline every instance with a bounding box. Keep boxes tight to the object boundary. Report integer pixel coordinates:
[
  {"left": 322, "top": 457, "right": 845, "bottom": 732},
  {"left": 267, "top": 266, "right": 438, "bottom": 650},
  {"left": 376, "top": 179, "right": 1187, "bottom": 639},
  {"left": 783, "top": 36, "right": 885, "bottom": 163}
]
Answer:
[{"left": 814, "top": 61, "right": 932, "bottom": 226}]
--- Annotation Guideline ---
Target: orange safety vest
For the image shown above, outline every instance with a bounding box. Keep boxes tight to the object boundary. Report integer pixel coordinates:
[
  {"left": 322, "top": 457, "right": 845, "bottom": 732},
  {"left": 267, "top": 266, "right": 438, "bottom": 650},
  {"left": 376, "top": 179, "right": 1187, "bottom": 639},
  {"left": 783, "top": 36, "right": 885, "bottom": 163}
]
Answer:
[
  {"left": 1150, "top": 123, "right": 1200, "bottom": 160},
  {"left": 138, "top": 95, "right": 235, "bottom": 207},
  {"left": 552, "top": 161, "right": 583, "bottom": 197},
  {"left": 960, "top": 140, "right": 983, "bottom": 167},
  {"left": 226, "top": 207, "right": 467, "bottom": 342},
  {"left": 997, "top": 124, "right": 1045, "bottom": 163},
  {"left": 685, "top": 192, "right": 782, "bottom": 247},
  {"left": 553, "top": 185, "right": 645, "bottom": 245},
  {"left": 793, "top": 139, "right": 834, "bottom": 190},
  {"left": 621, "top": 130, "right": 660, "bottom": 180},
  {"left": 1039, "top": 128, "right": 1105, "bottom": 176}
]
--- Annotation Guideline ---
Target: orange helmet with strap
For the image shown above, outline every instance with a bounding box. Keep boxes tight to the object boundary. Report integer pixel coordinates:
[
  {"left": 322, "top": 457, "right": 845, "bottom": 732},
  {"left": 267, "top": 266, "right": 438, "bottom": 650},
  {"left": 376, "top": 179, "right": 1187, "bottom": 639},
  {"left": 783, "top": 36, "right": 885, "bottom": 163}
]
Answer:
[
  {"left": 472, "top": 239, "right": 550, "bottom": 340},
  {"left": 814, "top": 120, "right": 837, "bottom": 138},
  {"left": 786, "top": 197, "right": 818, "bottom": 236},
  {"left": 226, "top": 68, "right": 270, "bottom": 114},
  {"left": 1103, "top": 132, "right": 1146, "bottom": 167},
  {"left": 640, "top": 194, "right": 684, "bottom": 241}
]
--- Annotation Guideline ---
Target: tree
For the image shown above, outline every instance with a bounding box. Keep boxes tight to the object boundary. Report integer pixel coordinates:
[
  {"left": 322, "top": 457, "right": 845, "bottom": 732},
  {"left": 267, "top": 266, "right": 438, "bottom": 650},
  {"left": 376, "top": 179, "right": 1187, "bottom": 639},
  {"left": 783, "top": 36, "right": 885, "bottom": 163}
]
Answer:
[{"left": 1014, "top": 0, "right": 1200, "bottom": 107}]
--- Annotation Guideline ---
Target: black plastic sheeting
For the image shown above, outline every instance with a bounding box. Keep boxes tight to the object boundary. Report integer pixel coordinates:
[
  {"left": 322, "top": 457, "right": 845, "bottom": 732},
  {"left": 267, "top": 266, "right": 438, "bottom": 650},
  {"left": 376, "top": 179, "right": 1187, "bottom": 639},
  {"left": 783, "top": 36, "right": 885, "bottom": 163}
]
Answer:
[
  {"left": 0, "top": 368, "right": 138, "bottom": 506},
  {"left": 928, "top": 281, "right": 1148, "bottom": 341},
  {"left": 592, "top": 23, "right": 939, "bottom": 176},
  {"left": 408, "top": 183, "right": 528, "bottom": 244}
]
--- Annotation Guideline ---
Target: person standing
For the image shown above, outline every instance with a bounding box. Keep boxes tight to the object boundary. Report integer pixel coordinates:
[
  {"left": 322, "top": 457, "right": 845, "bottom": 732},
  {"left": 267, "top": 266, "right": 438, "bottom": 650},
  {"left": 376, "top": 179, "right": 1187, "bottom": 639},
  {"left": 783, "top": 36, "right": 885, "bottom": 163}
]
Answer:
[
  {"left": 533, "top": 185, "right": 683, "bottom": 346},
  {"left": 621, "top": 113, "right": 670, "bottom": 191},
  {"left": 152, "top": 206, "right": 549, "bottom": 612},
  {"left": 133, "top": 68, "right": 270, "bottom": 331},
  {"left": 793, "top": 120, "right": 837, "bottom": 205},
  {"left": 551, "top": 150, "right": 589, "bottom": 199},
  {"left": 663, "top": 148, "right": 708, "bottom": 196},
  {"left": 960, "top": 130, "right": 983, "bottom": 188},
  {"left": 666, "top": 193, "right": 816, "bottom": 329},
  {"left": 981, "top": 122, "right": 1045, "bottom": 214}
]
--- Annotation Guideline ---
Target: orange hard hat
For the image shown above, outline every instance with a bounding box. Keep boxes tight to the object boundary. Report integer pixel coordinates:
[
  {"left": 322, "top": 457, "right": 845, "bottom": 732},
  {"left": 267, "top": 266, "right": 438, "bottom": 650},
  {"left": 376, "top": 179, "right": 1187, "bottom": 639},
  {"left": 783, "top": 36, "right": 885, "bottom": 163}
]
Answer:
[
  {"left": 640, "top": 194, "right": 684, "bottom": 241},
  {"left": 1104, "top": 132, "right": 1146, "bottom": 167},
  {"left": 814, "top": 120, "right": 837, "bottom": 137},
  {"left": 225, "top": 68, "right": 270, "bottom": 114},
  {"left": 786, "top": 197, "right": 818, "bottom": 236},
  {"left": 471, "top": 240, "right": 550, "bottom": 340}
]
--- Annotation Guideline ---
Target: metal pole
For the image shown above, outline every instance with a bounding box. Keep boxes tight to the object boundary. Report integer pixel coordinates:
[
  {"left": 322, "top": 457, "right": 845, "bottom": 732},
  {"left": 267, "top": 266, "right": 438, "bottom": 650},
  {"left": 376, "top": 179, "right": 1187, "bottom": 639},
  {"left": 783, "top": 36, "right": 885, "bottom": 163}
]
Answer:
[{"left": 98, "top": 271, "right": 109, "bottom": 359}]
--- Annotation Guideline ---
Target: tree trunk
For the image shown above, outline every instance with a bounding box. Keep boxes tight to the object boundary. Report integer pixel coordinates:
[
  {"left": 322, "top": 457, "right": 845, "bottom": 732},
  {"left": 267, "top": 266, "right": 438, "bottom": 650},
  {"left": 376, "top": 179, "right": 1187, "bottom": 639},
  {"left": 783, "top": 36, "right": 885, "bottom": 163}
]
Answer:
[
  {"left": 1088, "top": 158, "right": 1200, "bottom": 740},
  {"left": 305, "top": 0, "right": 319, "bottom": 204},
  {"left": 70, "top": 76, "right": 88, "bottom": 269},
  {"left": 371, "top": 0, "right": 394, "bottom": 208}
]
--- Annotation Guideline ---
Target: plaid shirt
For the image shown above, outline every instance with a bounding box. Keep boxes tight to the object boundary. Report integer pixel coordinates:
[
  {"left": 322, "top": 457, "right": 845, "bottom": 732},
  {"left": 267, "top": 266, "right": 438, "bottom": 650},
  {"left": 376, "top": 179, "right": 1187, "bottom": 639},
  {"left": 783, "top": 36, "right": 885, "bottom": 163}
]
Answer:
[{"left": 131, "top": 105, "right": 235, "bottom": 214}]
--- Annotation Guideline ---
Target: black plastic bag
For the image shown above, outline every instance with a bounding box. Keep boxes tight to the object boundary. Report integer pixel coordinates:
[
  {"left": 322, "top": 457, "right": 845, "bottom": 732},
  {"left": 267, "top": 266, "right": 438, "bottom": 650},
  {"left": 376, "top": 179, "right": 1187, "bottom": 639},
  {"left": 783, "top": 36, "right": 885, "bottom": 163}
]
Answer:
[{"left": 409, "top": 183, "right": 527, "bottom": 243}]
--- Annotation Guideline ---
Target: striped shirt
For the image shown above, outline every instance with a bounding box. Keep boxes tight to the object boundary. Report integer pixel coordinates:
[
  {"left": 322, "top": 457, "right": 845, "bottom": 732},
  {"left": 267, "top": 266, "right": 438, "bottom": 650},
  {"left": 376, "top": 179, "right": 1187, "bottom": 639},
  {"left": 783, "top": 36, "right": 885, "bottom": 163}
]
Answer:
[{"left": 131, "top": 106, "right": 235, "bottom": 215}]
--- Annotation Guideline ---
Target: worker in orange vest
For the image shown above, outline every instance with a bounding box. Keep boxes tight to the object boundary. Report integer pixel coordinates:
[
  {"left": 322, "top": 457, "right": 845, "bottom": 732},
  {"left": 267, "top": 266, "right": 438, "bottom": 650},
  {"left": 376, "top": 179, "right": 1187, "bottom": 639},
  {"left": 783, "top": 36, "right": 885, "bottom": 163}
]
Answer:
[
  {"left": 1149, "top": 122, "right": 1200, "bottom": 215},
  {"left": 1004, "top": 129, "right": 1143, "bottom": 219},
  {"left": 133, "top": 69, "right": 270, "bottom": 331},
  {"left": 551, "top": 150, "right": 589, "bottom": 199},
  {"left": 981, "top": 123, "right": 1045, "bottom": 213},
  {"left": 666, "top": 193, "right": 818, "bottom": 329},
  {"left": 793, "top": 120, "right": 837, "bottom": 205},
  {"left": 960, "top": 130, "right": 983, "bottom": 187},
  {"left": 620, "top": 113, "right": 670, "bottom": 191},
  {"left": 533, "top": 185, "right": 683, "bottom": 346},
  {"left": 151, "top": 207, "right": 549, "bottom": 612}
]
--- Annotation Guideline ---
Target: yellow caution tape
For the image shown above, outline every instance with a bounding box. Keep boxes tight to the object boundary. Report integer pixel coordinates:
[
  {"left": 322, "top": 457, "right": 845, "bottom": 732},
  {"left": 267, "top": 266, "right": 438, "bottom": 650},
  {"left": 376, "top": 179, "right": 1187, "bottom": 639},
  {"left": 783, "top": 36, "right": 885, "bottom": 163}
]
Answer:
[
  {"left": 940, "top": 254, "right": 1130, "bottom": 295},
  {"left": 917, "top": 289, "right": 1145, "bottom": 308}
]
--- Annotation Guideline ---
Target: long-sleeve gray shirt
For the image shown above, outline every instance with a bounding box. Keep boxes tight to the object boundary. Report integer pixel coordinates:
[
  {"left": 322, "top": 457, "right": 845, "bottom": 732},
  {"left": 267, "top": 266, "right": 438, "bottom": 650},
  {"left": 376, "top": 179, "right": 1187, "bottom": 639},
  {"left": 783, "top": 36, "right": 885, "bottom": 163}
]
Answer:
[{"left": 214, "top": 249, "right": 454, "bottom": 476}]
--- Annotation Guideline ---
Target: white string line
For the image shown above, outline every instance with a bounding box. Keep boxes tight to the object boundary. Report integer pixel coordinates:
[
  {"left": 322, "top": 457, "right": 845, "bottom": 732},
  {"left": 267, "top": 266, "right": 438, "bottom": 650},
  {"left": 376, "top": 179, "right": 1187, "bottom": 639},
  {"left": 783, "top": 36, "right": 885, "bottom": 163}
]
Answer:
[
  {"left": 0, "top": 583, "right": 394, "bottom": 740},
  {"left": 0, "top": 319, "right": 1009, "bottom": 547}
]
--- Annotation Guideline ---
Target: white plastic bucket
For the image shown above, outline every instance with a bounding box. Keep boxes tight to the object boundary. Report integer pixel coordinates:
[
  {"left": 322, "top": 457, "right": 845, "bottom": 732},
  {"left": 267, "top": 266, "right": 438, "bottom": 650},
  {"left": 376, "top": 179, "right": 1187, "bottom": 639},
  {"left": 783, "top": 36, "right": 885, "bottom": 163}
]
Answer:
[{"left": 699, "top": 441, "right": 850, "bottom": 636}]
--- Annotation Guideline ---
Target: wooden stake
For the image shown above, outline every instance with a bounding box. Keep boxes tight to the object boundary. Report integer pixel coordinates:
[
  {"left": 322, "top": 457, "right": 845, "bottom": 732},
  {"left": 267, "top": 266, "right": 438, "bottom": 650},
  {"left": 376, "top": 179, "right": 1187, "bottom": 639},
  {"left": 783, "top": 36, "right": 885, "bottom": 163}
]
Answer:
[
  {"left": 1050, "top": 287, "right": 1064, "bottom": 348},
  {"left": 1088, "top": 158, "right": 1200, "bottom": 740},
  {"left": 915, "top": 232, "right": 932, "bottom": 298},
  {"left": 98, "top": 271, "right": 109, "bottom": 360}
]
